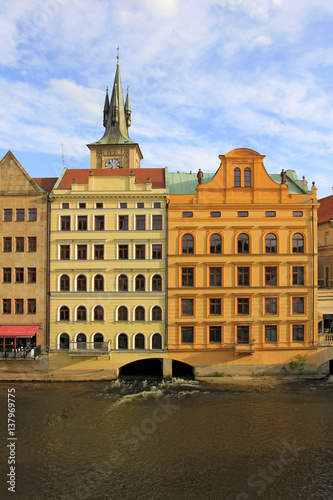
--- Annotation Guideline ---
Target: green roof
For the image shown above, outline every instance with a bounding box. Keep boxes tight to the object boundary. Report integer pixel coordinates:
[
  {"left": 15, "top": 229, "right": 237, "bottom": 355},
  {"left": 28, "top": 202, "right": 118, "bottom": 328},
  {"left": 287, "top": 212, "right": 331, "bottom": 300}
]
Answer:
[
  {"left": 268, "top": 174, "right": 308, "bottom": 194},
  {"left": 167, "top": 171, "right": 215, "bottom": 194}
]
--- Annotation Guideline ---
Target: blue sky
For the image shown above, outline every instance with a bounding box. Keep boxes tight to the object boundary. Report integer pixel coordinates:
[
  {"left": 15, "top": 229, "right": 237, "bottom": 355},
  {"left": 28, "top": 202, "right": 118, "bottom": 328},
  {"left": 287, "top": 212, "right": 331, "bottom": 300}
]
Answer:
[{"left": 1, "top": 0, "right": 333, "bottom": 198}]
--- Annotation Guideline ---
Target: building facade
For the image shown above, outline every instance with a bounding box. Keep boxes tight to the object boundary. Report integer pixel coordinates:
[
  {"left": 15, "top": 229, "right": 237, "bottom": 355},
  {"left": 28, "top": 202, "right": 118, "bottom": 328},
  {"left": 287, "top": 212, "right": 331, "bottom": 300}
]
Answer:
[{"left": 167, "top": 148, "right": 319, "bottom": 375}]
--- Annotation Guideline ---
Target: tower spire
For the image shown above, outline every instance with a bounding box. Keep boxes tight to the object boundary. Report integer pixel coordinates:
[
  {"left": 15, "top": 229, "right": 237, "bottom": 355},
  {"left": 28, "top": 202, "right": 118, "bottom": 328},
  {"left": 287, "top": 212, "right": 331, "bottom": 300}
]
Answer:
[
  {"left": 125, "top": 86, "right": 131, "bottom": 128},
  {"left": 103, "top": 86, "right": 109, "bottom": 128}
]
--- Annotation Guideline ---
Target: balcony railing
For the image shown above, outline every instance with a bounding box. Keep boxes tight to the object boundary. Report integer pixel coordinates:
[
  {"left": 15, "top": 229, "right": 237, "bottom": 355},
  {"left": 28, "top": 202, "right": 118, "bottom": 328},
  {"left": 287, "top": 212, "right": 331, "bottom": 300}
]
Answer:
[
  {"left": 68, "top": 341, "right": 111, "bottom": 355},
  {"left": 318, "top": 334, "right": 333, "bottom": 347},
  {"left": 0, "top": 346, "right": 40, "bottom": 360}
]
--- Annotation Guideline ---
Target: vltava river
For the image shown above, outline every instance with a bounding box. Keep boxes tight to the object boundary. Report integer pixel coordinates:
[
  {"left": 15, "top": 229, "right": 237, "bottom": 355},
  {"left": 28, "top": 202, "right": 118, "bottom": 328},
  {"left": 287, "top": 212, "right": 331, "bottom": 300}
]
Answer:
[{"left": 1, "top": 378, "right": 333, "bottom": 500}]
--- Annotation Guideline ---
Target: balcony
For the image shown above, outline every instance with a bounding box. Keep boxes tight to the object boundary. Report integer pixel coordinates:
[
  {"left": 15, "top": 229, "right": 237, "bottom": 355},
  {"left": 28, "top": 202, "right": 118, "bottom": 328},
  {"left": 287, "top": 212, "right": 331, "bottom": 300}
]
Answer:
[
  {"left": 68, "top": 341, "right": 111, "bottom": 356},
  {"left": 318, "top": 334, "right": 333, "bottom": 347},
  {"left": 0, "top": 345, "right": 41, "bottom": 360}
]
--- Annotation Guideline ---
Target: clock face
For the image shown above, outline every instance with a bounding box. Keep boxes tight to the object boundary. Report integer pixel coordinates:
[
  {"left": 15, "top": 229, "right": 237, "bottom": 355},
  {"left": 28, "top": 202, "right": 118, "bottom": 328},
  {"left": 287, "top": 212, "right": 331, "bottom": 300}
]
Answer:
[{"left": 105, "top": 158, "right": 121, "bottom": 169}]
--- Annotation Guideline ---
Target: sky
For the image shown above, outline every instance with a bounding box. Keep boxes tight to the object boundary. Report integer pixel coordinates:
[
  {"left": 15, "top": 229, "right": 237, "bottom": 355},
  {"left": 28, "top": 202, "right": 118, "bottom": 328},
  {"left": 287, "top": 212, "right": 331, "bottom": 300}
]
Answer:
[{"left": 1, "top": 0, "right": 333, "bottom": 198}]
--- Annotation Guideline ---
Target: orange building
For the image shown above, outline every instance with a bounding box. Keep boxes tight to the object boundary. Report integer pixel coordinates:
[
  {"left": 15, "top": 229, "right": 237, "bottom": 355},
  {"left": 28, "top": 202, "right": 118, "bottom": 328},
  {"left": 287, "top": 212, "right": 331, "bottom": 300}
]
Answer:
[{"left": 167, "top": 148, "right": 319, "bottom": 375}]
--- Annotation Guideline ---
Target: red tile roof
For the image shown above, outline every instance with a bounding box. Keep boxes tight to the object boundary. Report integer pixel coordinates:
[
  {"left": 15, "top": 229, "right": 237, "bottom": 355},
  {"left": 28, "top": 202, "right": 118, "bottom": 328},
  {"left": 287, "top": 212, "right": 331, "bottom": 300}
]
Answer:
[
  {"left": 33, "top": 177, "right": 58, "bottom": 193},
  {"left": 318, "top": 195, "right": 333, "bottom": 223},
  {"left": 57, "top": 168, "right": 165, "bottom": 190}
]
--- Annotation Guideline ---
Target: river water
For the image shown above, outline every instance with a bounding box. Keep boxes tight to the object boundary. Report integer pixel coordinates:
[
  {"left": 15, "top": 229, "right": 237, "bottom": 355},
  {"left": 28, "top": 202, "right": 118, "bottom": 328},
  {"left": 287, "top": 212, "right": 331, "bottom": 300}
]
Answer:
[{"left": 1, "top": 377, "right": 333, "bottom": 500}]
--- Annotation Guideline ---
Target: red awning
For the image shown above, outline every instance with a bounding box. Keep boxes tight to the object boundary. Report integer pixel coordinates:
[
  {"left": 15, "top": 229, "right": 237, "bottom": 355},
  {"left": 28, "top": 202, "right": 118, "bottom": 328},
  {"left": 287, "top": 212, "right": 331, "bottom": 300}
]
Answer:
[{"left": 0, "top": 325, "right": 39, "bottom": 338}]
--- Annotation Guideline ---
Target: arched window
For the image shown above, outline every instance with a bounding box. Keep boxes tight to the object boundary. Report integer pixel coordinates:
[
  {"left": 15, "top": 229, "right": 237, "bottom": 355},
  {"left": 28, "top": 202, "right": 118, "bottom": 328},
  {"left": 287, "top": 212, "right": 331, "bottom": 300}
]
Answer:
[
  {"left": 238, "top": 233, "right": 249, "bottom": 253},
  {"left": 94, "top": 306, "right": 104, "bottom": 321},
  {"left": 59, "top": 333, "right": 70, "bottom": 349},
  {"left": 77, "top": 306, "right": 87, "bottom": 321},
  {"left": 265, "top": 233, "right": 277, "bottom": 253},
  {"left": 77, "top": 275, "right": 87, "bottom": 291},
  {"left": 118, "top": 333, "right": 128, "bottom": 349},
  {"left": 60, "top": 274, "right": 70, "bottom": 291},
  {"left": 118, "top": 306, "right": 128, "bottom": 321},
  {"left": 93, "top": 333, "right": 104, "bottom": 349},
  {"left": 292, "top": 233, "right": 304, "bottom": 253},
  {"left": 234, "top": 167, "right": 241, "bottom": 187},
  {"left": 152, "top": 306, "right": 162, "bottom": 321},
  {"left": 76, "top": 333, "right": 86, "bottom": 349},
  {"left": 152, "top": 274, "right": 162, "bottom": 291},
  {"left": 135, "top": 306, "right": 145, "bottom": 321},
  {"left": 135, "top": 333, "right": 145, "bottom": 349},
  {"left": 60, "top": 306, "right": 69, "bottom": 321},
  {"left": 152, "top": 333, "right": 162, "bottom": 349},
  {"left": 118, "top": 274, "right": 128, "bottom": 291},
  {"left": 135, "top": 274, "right": 145, "bottom": 291},
  {"left": 94, "top": 274, "right": 104, "bottom": 291},
  {"left": 210, "top": 233, "right": 222, "bottom": 254},
  {"left": 182, "top": 234, "right": 194, "bottom": 254},
  {"left": 244, "top": 168, "right": 251, "bottom": 187}
]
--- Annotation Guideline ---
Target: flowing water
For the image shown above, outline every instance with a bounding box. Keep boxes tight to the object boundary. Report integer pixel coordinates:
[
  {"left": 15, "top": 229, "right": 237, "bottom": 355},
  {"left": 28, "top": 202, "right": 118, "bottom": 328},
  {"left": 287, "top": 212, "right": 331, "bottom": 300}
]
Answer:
[{"left": 1, "top": 377, "right": 333, "bottom": 500}]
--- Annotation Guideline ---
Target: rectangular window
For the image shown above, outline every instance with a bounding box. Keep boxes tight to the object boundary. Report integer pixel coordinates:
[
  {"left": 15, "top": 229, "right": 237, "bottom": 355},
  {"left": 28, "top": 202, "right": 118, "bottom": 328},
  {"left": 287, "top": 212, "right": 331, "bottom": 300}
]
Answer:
[
  {"left": 237, "top": 298, "right": 249, "bottom": 315},
  {"left": 293, "top": 266, "right": 304, "bottom": 285},
  {"left": 28, "top": 237, "right": 37, "bottom": 252},
  {"left": 209, "top": 298, "right": 221, "bottom": 315},
  {"left": 293, "top": 211, "right": 303, "bottom": 217},
  {"left": 78, "top": 216, "right": 87, "bottom": 231},
  {"left": 265, "top": 325, "right": 277, "bottom": 342},
  {"left": 15, "top": 268, "right": 24, "bottom": 283},
  {"left": 137, "top": 202, "right": 145, "bottom": 208},
  {"left": 3, "top": 237, "right": 12, "bottom": 252},
  {"left": 96, "top": 202, "right": 103, "bottom": 209},
  {"left": 293, "top": 325, "right": 304, "bottom": 341},
  {"left": 77, "top": 245, "right": 87, "bottom": 260},
  {"left": 3, "top": 268, "right": 11, "bottom": 283},
  {"left": 152, "top": 215, "right": 162, "bottom": 230},
  {"left": 16, "top": 237, "right": 24, "bottom": 252},
  {"left": 61, "top": 216, "right": 70, "bottom": 231},
  {"left": 209, "top": 326, "right": 221, "bottom": 343},
  {"left": 265, "top": 297, "right": 277, "bottom": 314},
  {"left": 3, "top": 299, "right": 11, "bottom": 314},
  {"left": 152, "top": 244, "right": 162, "bottom": 259},
  {"left": 136, "top": 215, "right": 146, "bottom": 230},
  {"left": 210, "top": 211, "right": 221, "bottom": 217},
  {"left": 60, "top": 245, "right": 70, "bottom": 260},
  {"left": 181, "top": 299, "right": 193, "bottom": 316},
  {"left": 62, "top": 203, "right": 69, "bottom": 209},
  {"left": 238, "top": 267, "right": 250, "bottom": 286},
  {"left": 135, "top": 244, "right": 145, "bottom": 260},
  {"left": 210, "top": 267, "right": 222, "bottom": 286},
  {"left": 119, "top": 245, "right": 128, "bottom": 260},
  {"left": 27, "top": 268, "right": 36, "bottom": 283},
  {"left": 118, "top": 215, "right": 128, "bottom": 230},
  {"left": 94, "top": 245, "right": 104, "bottom": 260},
  {"left": 237, "top": 325, "right": 249, "bottom": 344},
  {"left": 153, "top": 202, "right": 161, "bottom": 208},
  {"left": 78, "top": 203, "right": 86, "bottom": 209},
  {"left": 4, "top": 209, "right": 12, "bottom": 221},
  {"left": 292, "top": 297, "right": 305, "bottom": 314},
  {"left": 94, "top": 215, "right": 105, "bottom": 231},
  {"left": 265, "top": 266, "right": 277, "bottom": 286},
  {"left": 182, "top": 212, "right": 193, "bottom": 218},
  {"left": 181, "top": 326, "right": 193, "bottom": 343},
  {"left": 238, "top": 211, "right": 248, "bottom": 217},
  {"left": 15, "top": 299, "right": 24, "bottom": 314},
  {"left": 120, "top": 202, "right": 127, "bottom": 209},
  {"left": 28, "top": 208, "right": 37, "bottom": 221},
  {"left": 325, "top": 266, "right": 330, "bottom": 288},
  {"left": 182, "top": 268, "right": 194, "bottom": 287},
  {"left": 27, "top": 299, "right": 36, "bottom": 314},
  {"left": 265, "top": 211, "right": 276, "bottom": 217},
  {"left": 16, "top": 209, "right": 25, "bottom": 221}
]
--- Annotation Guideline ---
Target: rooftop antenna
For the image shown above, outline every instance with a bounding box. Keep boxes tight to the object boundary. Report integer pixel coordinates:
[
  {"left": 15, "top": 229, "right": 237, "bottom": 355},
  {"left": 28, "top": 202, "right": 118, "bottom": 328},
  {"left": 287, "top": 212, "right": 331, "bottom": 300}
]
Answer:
[{"left": 60, "top": 143, "right": 65, "bottom": 169}]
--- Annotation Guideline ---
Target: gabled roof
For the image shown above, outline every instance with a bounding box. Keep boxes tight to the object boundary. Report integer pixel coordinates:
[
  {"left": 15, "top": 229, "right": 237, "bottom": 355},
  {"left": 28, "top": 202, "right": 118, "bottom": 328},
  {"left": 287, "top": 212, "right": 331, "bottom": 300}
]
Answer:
[
  {"left": 269, "top": 173, "right": 308, "bottom": 195},
  {"left": 33, "top": 177, "right": 58, "bottom": 193},
  {"left": 318, "top": 195, "right": 333, "bottom": 224},
  {"left": 55, "top": 168, "right": 165, "bottom": 190}
]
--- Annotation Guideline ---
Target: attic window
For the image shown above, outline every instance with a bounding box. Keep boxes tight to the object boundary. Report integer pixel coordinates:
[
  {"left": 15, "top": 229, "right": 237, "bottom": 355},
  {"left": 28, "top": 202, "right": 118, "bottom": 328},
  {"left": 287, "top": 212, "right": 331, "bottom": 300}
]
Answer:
[
  {"left": 62, "top": 203, "right": 69, "bottom": 209},
  {"left": 265, "top": 211, "right": 276, "bottom": 217},
  {"left": 137, "top": 202, "right": 145, "bottom": 208},
  {"left": 238, "top": 211, "right": 248, "bottom": 217},
  {"left": 96, "top": 203, "right": 103, "bottom": 209},
  {"left": 153, "top": 202, "right": 161, "bottom": 208},
  {"left": 293, "top": 211, "right": 303, "bottom": 217},
  {"left": 79, "top": 203, "right": 86, "bottom": 209},
  {"left": 120, "top": 202, "right": 127, "bottom": 209},
  {"left": 182, "top": 212, "right": 193, "bottom": 218},
  {"left": 210, "top": 212, "right": 221, "bottom": 217}
]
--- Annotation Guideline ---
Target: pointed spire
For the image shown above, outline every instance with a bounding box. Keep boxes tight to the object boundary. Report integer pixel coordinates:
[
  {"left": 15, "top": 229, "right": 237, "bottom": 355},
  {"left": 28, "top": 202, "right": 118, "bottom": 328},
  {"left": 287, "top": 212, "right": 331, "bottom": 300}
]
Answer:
[
  {"left": 96, "top": 55, "right": 133, "bottom": 145},
  {"left": 103, "top": 86, "right": 109, "bottom": 128},
  {"left": 125, "top": 86, "right": 131, "bottom": 128}
]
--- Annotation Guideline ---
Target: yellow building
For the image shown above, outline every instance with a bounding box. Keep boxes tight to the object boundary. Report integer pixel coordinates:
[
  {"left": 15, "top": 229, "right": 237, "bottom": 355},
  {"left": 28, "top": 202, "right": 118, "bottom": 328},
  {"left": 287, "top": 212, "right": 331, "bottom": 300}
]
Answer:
[
  {"left": 167, "top": 148, "right": 319, "bottom": 375},
  {"left": 49, "top": 61, "right": 169, "bottom": 378}
]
